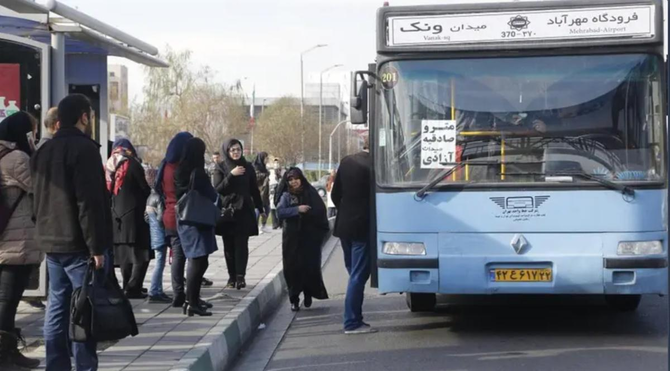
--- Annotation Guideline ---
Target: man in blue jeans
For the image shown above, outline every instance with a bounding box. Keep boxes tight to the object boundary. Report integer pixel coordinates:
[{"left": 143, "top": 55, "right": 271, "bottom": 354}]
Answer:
[
  {"left": 32, "top": 94, "right": 111, "bottom": 370},
  {"left": 331, "top": 136, "right": 376, "bottom": 334}
]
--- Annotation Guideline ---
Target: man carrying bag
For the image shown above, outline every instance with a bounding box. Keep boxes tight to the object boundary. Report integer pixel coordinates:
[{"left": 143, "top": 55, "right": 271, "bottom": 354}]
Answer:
[
  {"left": 70, "top": 259, "right": 138, "bottom": 343},
  {"left": 32, "top": 94, "right": 112, "bottom": 371}
]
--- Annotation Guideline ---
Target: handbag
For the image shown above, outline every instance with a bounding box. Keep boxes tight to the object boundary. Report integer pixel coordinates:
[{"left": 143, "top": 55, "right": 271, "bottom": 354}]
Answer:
[
  {"left": 219, "top": 193, "right": 243, "bottom": 222},
  {"left": 70, "top": 261, "right": 139, "bottom": 342},
  {"left": 176, "top": 170, "right": 219, "bottom": 227}
]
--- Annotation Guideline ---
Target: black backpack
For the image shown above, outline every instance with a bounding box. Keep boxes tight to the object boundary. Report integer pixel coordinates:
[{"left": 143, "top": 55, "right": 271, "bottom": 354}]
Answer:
[{"left": 0, "top": 147, "right": 26, "bottom": 235}]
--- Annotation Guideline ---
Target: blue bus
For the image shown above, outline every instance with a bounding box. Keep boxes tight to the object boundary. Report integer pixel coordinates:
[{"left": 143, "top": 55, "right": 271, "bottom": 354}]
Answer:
[{"left": 350, "top": 0, "right": 668, "bottom": 312}]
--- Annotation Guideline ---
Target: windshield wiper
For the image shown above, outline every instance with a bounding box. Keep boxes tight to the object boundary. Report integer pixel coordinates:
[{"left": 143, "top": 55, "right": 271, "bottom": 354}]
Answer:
[
  {"left": 548, "top": 171, "right": 635, "bottom": 196},
  {"left": 415, "top": 163, "right": 467, "bottom": 199},
  {"left": 415, "top": 160, "right": 543, "bottom": 199}
]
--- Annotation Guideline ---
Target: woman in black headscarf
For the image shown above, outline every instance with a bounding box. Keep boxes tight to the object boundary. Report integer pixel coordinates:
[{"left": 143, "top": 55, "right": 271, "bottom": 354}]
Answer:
[
  {"left": 174, "top": 138, "right": 218, "bottom": 316},
  {"left": 276, "top": 168, "right": 329, "bottom": 311},
  {"left": 213, "top": 139, "right": 263, "bottom": 289},
  {"left": 0, "top": 112, "right": 35, "bottom": 155},
  {"left": 253, "top": 152, "right": 271, "bottom": 232},
  {"left": 156, "top": 132, "right": 193, "bottom": 308}
]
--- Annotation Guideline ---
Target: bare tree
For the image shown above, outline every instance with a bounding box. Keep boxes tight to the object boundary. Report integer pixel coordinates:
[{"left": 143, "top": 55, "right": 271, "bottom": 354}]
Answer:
[
  {"left": 254, "top": 97, "right": 319, "bottom": 166},
  {"left": 130, "top": 47, "right": 246, "bottom": 165}
]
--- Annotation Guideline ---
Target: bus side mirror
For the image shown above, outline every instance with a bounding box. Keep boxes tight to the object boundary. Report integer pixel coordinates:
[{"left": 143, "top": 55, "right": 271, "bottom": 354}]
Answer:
[{"left": 350, "top": 72, "right": 369, "bottom": 125}]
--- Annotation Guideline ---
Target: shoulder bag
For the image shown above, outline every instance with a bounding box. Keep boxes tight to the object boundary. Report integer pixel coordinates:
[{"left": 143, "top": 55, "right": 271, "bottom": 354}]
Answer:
[{"left": 176, "top": 170, "right": 219, "bottom": 227}]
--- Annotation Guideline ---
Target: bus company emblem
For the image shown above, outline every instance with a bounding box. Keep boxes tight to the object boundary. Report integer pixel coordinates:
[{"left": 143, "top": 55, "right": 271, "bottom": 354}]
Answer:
[
  {"left": 490, "top": 196, "right": 549, "bottom": 210},
  {"left": 508, "top": 15, "right": 531, "bottom": 31},
  {"left": 490, "top": 196, "right": 550, "bottom": 222}
]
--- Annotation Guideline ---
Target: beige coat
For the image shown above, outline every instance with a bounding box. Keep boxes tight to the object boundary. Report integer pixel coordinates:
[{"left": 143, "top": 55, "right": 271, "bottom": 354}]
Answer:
[{"left": 0, "top": 141, "right": 43, "bottom": 265}]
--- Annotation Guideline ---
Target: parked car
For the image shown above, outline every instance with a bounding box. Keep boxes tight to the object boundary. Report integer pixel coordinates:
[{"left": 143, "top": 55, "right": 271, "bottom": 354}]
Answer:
[{"left": 311, "top": 175, "right": 329, "bottom": 198}]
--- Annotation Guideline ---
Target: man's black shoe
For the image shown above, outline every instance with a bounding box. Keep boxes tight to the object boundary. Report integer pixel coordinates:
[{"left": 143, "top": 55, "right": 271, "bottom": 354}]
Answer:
[
  {"left": 126, "top": 291, "right": 148, "bottom": 300},
  {"left": 149, "top": 295, "right": 172, "bottom": 304}
]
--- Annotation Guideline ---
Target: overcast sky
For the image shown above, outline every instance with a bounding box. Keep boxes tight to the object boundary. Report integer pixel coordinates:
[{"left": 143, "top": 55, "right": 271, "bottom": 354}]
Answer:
[{"left": 35, "top": 0, "right": 491, "bottom": 103}]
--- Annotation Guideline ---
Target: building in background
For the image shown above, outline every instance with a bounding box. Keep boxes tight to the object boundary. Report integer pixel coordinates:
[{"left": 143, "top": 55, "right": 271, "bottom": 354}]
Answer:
[
  {"left": 108, "top": 64, "right": 129, "bottom": 113},
  {"left": 109, "top": 113, "right": 130, "bottom": 141},
  {"left": 244, "top": 96, "right": 345, "bottom": 124},
  {"left": 305, "top": 82, "right": 340, "bottom": 102}
]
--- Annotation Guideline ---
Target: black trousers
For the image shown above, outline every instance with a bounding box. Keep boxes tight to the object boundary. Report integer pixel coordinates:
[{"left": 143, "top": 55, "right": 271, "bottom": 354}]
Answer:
[
  {"left": 170, "top": 234, "right": 186, "bottom": 296},
  {"left": 121, "top": 261, "right": 149, "bottom": 294},
  {"left": 186, "top": 256, "right": 208, "bottom": 305},
  {"left": 271, "top": 210, "right": 280, "bottom": 229},
  {"left": 222, "top": 235, "right": 249, "bottom": 280},
  {"left": 0, "top": 265, "right": 31, "bottom": 332}
]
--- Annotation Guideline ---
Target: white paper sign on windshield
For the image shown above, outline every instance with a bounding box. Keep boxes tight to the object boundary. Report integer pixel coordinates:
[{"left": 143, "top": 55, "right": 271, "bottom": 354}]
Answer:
[
  {"left": 388, "top": 5, "right": 654, "bottom": 47},
  {"left": 421, "top": 120, "right": 457, "bottom": 169}
]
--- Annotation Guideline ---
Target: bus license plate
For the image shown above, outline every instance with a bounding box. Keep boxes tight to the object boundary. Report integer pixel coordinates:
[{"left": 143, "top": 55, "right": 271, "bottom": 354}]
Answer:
[{"left": 490, "top": 268, "right": 552, "bottom": 282}]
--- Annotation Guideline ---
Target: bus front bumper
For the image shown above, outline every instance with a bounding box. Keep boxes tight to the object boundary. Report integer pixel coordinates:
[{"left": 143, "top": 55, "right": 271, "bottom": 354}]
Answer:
[{"left": 377, "top": 232, "right": 668, "bottom": 296}]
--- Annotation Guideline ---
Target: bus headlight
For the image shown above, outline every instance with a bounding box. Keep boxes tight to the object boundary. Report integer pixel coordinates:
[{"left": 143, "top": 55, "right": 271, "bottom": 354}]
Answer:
[
  {"left": 383, "top": 242, "right": 426, "bottom": 256},
  {"left": 617, "top": 241, "right": 663, "bottom": 256}
]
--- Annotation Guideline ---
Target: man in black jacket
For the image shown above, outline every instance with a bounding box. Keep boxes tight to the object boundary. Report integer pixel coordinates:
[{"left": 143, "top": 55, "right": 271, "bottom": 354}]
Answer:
[
  {"left": 32, "top": 94, "right": 109, "bottom": 371},
  {"left": 331, "top": 135, "right": 376, "bottom": 335}
]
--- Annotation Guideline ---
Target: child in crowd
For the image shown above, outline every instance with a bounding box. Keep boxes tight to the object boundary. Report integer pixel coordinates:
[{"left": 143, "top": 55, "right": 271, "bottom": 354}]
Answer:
[{"left": 145, "top": 168, "right": 172, "bottom": 303}]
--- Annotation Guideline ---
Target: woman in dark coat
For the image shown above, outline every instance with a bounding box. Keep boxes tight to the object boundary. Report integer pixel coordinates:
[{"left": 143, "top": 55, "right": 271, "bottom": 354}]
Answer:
[
  {"left": 213, "top": 139, "right": 264, "bottom": 289},
  {"left": 174, "top": 138, "right": 218, "bottom": 317},
  {"left": 276, "top": 168, "right": 329, "bottom": 311},
  {"left": 156, "top": 132, "right": 193, "bottom": 307},
  {"left": 253, "top": 152, "right": 271, "bottom": 232},
  {"left": 106, "top": 138, "right": 152, "bottom": 299}
]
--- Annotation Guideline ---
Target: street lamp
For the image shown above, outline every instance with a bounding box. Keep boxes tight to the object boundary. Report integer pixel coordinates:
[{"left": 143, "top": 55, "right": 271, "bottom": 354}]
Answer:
[
  {"left": 329, "top": 119, "right": 349, "bottom": 173},
  {"left": 300, "top": 44, "right": 327, "bottom": 168},
  {"left": 319, "top": 64, "right": 343, "bottom": 177},
  {"left": 237, "top": 77, "right": 256, "bottom": 154}
]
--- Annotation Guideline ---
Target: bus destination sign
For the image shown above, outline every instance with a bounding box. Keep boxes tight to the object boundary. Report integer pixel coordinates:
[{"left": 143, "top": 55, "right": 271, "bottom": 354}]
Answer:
[{"left": 388, "top": 5, "right": 654, "bottom": 47}]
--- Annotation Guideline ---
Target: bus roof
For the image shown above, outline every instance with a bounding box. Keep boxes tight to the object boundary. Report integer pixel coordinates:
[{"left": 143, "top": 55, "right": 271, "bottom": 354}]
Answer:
[{"left": 377, "top": 0, "right": 662, "bottom": 53}]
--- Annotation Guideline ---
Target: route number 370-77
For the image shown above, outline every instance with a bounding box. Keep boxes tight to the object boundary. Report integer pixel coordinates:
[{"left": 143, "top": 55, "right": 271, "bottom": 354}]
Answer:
[{"left": 501, "top": 31, "right": 534, "bottom": 38}]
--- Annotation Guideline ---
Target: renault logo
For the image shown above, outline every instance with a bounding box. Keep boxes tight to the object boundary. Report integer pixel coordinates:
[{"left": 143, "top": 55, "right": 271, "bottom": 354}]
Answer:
[{"left": 510, "top": 234, "right": 528, "bottom": 254}]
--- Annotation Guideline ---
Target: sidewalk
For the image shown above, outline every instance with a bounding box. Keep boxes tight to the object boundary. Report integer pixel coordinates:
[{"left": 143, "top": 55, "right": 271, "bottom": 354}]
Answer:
[{"left": 16, "top": 229, "right": 288, "bottom": 371}]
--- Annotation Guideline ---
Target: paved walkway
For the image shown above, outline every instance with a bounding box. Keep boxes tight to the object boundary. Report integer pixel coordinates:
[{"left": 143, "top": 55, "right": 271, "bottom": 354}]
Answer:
[{"left": 17, "top": 229, "right": 284, "bottom": 371}]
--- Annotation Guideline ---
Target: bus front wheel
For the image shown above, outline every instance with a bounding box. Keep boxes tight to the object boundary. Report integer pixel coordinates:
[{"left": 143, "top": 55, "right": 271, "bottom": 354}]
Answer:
[
  {"left": 605, "top": 295, "right": 641, "bottom": 312},
  {"left": 405, "top": 293, "right": 436, "bottom": 312}
]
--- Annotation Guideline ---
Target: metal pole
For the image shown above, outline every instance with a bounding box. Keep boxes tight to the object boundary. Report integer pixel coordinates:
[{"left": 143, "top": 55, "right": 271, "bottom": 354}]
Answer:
[
  {"left": 51, "top": 32, "right": 66, "bottom": 105},
  {"left": 329, "top": 120, "right": 349, "bottom": 171},
  {"left": 319, "top": 72, "right": 323, "bottom": 177},
  {"left": 329, "top": 135, "right": 333, "bottom": 172},
  {"left": 300, "top": 55, "right": 305, "bottom": 168},
  {"left": 299, "top": 44, "right": 328, "bottom": 169},
  {"left": 667, "top": 4, "right": 670, "bottom": 367},
  {"left": 338, "top": 128, "right": 341, "bottom": 164},
  {"left": 319, "top": 64, "right": 343, "bottom": 177}
]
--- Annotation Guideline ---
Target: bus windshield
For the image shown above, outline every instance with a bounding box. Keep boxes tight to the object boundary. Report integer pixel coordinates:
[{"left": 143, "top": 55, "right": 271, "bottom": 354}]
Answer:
[{"left": 376, "top": 54, "right": 665, "bottom": 188}]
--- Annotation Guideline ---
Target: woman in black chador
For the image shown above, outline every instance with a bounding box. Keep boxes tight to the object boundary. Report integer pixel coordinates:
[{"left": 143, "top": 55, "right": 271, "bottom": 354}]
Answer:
[{"left": 276, "top": 168, "right": 329, "bottom": 311}]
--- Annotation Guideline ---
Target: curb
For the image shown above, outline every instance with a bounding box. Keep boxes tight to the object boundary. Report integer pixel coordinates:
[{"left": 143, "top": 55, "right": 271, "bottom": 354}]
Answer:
[{"left": 170, "top": 225, "right": 336, "bottom": 371}]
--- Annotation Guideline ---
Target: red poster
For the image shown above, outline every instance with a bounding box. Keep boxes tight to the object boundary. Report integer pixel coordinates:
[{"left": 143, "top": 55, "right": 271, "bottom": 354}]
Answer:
[{"left": 0, "top": 64, "right": 21, "bottom": 122}]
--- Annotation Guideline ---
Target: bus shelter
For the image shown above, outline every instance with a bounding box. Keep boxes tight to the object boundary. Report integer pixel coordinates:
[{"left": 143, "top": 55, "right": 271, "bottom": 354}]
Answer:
[{"left": 0, "top": 0, "right": 168, "bottom": 296}]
